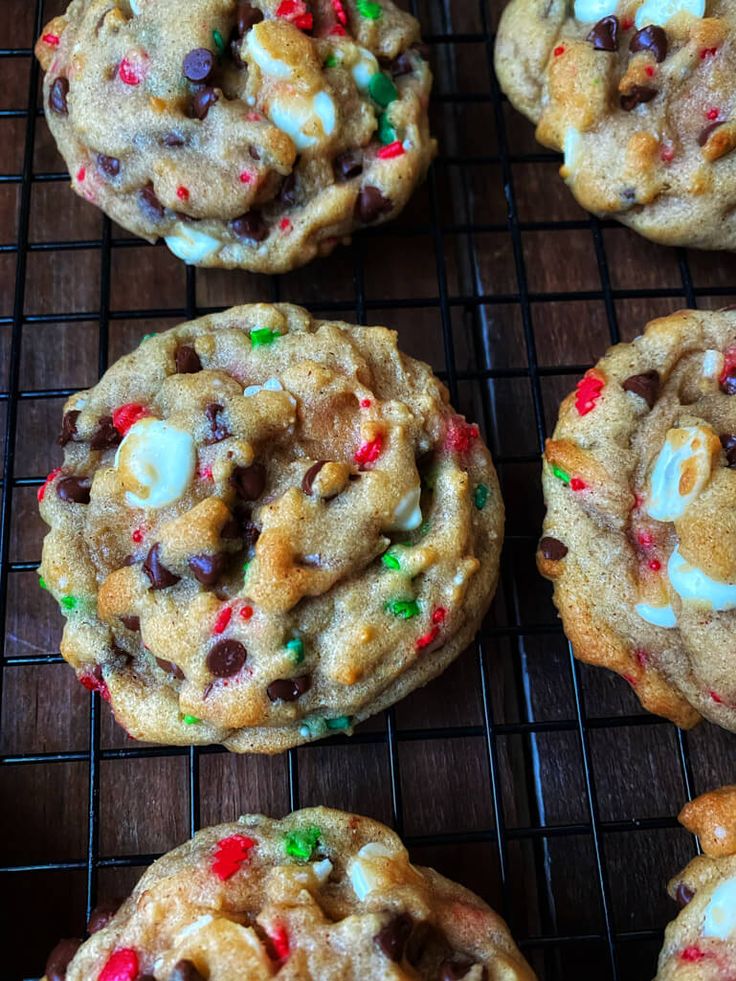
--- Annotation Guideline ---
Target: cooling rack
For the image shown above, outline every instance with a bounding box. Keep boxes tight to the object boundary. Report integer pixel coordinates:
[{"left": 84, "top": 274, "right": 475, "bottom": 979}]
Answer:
[{"left": 3, "top": 1, "right": 736, "bottom": 978}]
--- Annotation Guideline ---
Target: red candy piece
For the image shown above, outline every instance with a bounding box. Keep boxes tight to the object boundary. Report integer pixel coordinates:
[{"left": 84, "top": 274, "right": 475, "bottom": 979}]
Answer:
[
  {"left": 240, "top": 604, "right": 254, "bottom": 621},
  {"left": 416, "top": 625, "right": 440, "bottom": 650},
  {"left": 706, "top": 106, "right": 720, "bottom": 120},
  {"left": 648, "top": 559, "right": 661, "bottom": 571},
  {"left": 80, "top": 671, "right": 111, "bottom": 702},
  {"left": 42, "top": 33, "right": 60, "bottom": 46},
  {"left": 38, "top": 467, "right": 63, "bottom": 502},
  {"left": 77, "top": 166, "right": 86, "bottom": 182},
  {"left": 98, "top": 948, "right": 139, "bottom": 981},
  {"left": 377, "top": 141, "right": 405, "bottom": 159},
  {"left": 211, "top": 834, "right": 256, "bottom": 880},
  {"left": 645, "top": 65, "right": 655, "bottom": 76},
  {"left": 354, "top": 435, "right": 383, "bottom": 465},
  {"left": 213, "top": 605, "right": 233, "bottom": 635},
  {"left": 276, "top": 0, "right": 313, "bottom": 30},
  {"left": 574, "top": 370, "right": 605, "bottom": 416},
  {"left": 118, "top": 57, "right": 143, "bottom": 85},
  {"left": 570, "top": 477, "right": 586, "bottom": 492},
  {"left": 112, "top": 402, "right": 148, "bottom": 436},
  {"left": 332, "top": 0, "right": 348, "bottom": 24},
  {"left": 680, "top": 946, "right": 706, "bottom": 963},
  {"left": 360, "top": 398, "right": 372, "bottom": 408},
  {"left": 132, "top": 527, "right": 144, "bottom": 544},
  {"left": 444, "top": 417, "right": 479, "bottom": 454},
  {"left": 269, "top": 923, "right": 290, "bottom": 962},
  {"left": 553, "top": 45, "right": 565, "bottom": 56},
  {"left": 432, "top": 607, "right": 447, "bottom": 624},
  {"left": 176, "top": 186, "right": 190, "bottom": 201}
]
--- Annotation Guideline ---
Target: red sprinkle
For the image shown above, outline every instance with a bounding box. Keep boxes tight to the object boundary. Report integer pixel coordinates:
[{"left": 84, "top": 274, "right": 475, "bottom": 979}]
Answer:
[
  {"left": 648, "top": 559, "right": 661, "bottom": 571},
  {"left": 269, "top": 923, "right": 290, "bottom": 962},
  {"left": 176, "top": 185, "right": 190, "bottom": 201},
  {"left": 132, "top": 527, "right": 144, "bottom": 544},
  {"left": 360, "top": 398, "right": 372, "bottom": 408},
  {"left": 645, "top": 65, "right": 655, "bottom": 77},
  {"left": 38, "top": 467, "right": 62, "bottom": 502},
  {"left": 377, "top": 141, "right": 405, "bottom": 159},
  {"left": 76, "top": 166, "right": 86, "bottom": 182},
  {"left": 445, "top": 417, "right": 479, "bottom": 454},
  {"left": 570, "top": 477, "right": 587, "bottom": 492},
  {"left": 706, "top": 106, "right": 720, "bottom": 120},
  {"left": 42, "top": 33, "right": 60, "bottom": 47},
  {"left": 99, "top": 949, "right": 139, "bottom": 981},
  {"left": 621, "top": 16, "right": 634, "bottom": 28},
  {"left": 329, "top": 24, "right": 347, "bottom": 34},
  {"left": 660, "top": 143, "right": 674, "bottom": 163},
  {"left": 80, "top": 672, "right": 111, "bottom": 703},
  {"left": 246, "top": 111, "right": 262, "bottom": 122},
  {"left": 118, "top": 57, "right": 143, "bottom": 86},
  {"left": 354, "top": 435, "right": 383, "bottom": 466},
  {"left": 240, "top": 604, "right": 254, "bottom": 621},
  {"left": 575, "top": 370, "right": 605, "bottom": 416},
  {"left": 680, "top": 946, "right": 706, "bottom": 963},
  {"left": 432, "top": 607, "right": 447, "bottom": 624},
  {"left": 701, "top": 47, "right": 718, "bottom": 58},
  {"left": 213, "top": 605, "right": 233, "bottom": 635},
  {"left": 709, "top": 690, "right": 725, "bottom": 704},
  {"left": 416, "top": 625, "right": 440, "bottom": 650},
  {"left": 634, "top": 493, "right": 646, "bottom": 510},
  {"left": 211, "top": 834, "right": 256, "bottom": 880},
  {"left": 637, "top": 532, "right": 654, "bottom": 548},
  {"left": 276, "top": 0, "right": 313, "bottom": 29},
  {"left": 239, "top": 170, "right": 254, "bottom": 184},
  {"left": 112, "top": 402, "right": 148, "bottom": 436},
  {"left": 635, "top": 649, "right": 649, "bottom": 668},
  {"left": 279, "top": 217, "right": 293, "bottom": 233},
  {"left": 553, "top": 45, "right": 565, "bottom": 56},
  {"left": 623, "top": 673, "right": 637, "bottom": 687},
  {"left": 331, "top": 0, "right": 348, "bottom": 24}
]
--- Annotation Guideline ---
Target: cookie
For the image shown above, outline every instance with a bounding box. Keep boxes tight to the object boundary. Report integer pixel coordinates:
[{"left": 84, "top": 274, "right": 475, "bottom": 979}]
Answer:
[
  {"left": 494, "top": 0, "right": 736, "bottom": 250},
  {"left": 34, "top": 0, "right": 436, "bottom": 274},
  {"left": 38, "top": 303, "right": 503, "bottom": 752},
  {"left": 537, "top": 307, "right": 736, "bottom": 731},
  {"left": 42, "top": 807, "right": 535, "bottom": 981},
  {"left": 656, "top": 787, "right": 736, "bottom": 978}
]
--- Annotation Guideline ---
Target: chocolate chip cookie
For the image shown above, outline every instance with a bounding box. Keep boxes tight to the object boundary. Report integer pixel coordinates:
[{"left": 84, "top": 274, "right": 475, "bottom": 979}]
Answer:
[
  {"left": 495, "top": 0, "right": 736, "bottom": 250},
  {"left": 657, "top": 787, "right": 736, "bottom": 978},
  {"left": 538, "top": 308, "right": 736, "bottom": 731},
  {"left": 35, "top": 0, "right": 436, "bottom": 273},
  {"left": 38, "top": 303, "right": 503, "bottom": 752},
  {"left": 43, "top": 807, "right": 535, "bottom": 981}
]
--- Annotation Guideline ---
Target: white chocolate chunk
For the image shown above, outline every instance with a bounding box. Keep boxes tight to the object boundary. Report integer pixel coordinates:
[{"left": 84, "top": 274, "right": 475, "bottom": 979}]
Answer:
[
  {"left": 130, "top": 0, "right": 141, "bottom": 11},
  {"left": 269, "top": 91, "right": 337, "bottom": 150},
  {"left": 386, "top": 484, "right": 422, "bottom": 532},
  {"left": 646, "top": 425, "right": 717, "bottom": 522},
  {"left": 347, "top": 841, "right": 394, "bottom": 901},
  {"left": 115, "top": 418, "right": 195, "bottom": 509},
  {"left": 352, "top": 47, "right": 380, "bottom": 91},
  {"left": 244, "top": 377, "right": 284, "bottom": 397},
  {"left": 562, "top": 127, "right": 582, "bottom": 178},
  {"left": 702, "top": 349, "right": 723, "bottom": 379},
  {"left": 703, "top": 877, "right": 736, "bottom": 939},
  {"left": 634, "top": 602, "right": 677, "bottom": 628},
  {"left": 312, "top": 858, "right": 333, "bottom": 882},
  {"left": 246, "top": 25, "right": 294, "bottom": 78},
  {"left": 174, "top": 915, "right": 213, "bottom": 942},
  {"left": 635, "top": 0, "right": 706, "bottom": 28},
  {"left": 574, "top": 0, "right": 618, "bottom": 21},
  {"left": 668, "top": 545, "right": 736, "bottom": 611},
  {"left": 165, "top": 225, "right": 221, "bottom": 264}
]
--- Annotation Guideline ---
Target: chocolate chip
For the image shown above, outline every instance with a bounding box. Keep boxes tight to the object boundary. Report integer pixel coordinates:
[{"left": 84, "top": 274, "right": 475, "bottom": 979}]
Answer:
[
  {"left": 220, "top": 515, "right": 241, "bottom": 539},
  {"left": 390, "top": 52, "right": 414, "bottom": 76},
  {"left": 237, "top": 0, "right": 264, "bottom": 35},
  {"left": 699, "top": 120, "right": 724, "bottom": 147},
  {"left": 120, "top": 614, "right": 140, "bottom": 631},
  {"left": 539, "top": 536, "right": 568, "bottom": 561},
  {"left": 139, "top": 183, "right": 165, "bottom": 222},
  {"left": 204, "top": 402, "right": 230, "bottom": 444},
  {"left": 266, "top": 675, "right": 311, "bottom": 702},
  {"left": 90, "top": 415, "right": 121, "bottom": 451},
  {"left": 49, "top": 77, "right": 69, "bottom": 115},
  {"left": 630, "top": 24, "right": 667, "bottom": 62},
  {"left": 96, "top": 153, "right": 120, "bottom": 177},
  {"left": 207, "top": 639, "right": 247, "bottom": 677},
  {"left": 156, "top": 657, "right": 185, "bottom": 680},
  {"left": 170, "top": 960, "right": 206, "bottom": 981},
  {"left": 189, "top": 552, "right": 227, "bottom": 585},
  {"left": 721, "top": 433, "right": 736, "bottom": 466},
  {"left": 56, "top": 475, "right": 92, "bottom": 504},
  {"left": 335, "top": 150, "right": 363, "bottom": 181},
  {"left": 45, "top": 937, "right": 81, "bottom": 981},
  {"left": 374, "top": 913, "right": 414, "bottom": 961},
  {"left": 231, "top": 463, "right": 266, "bottom": 500},
  {"left": 163, "top": 132, "right": 186, "bottom": 147},
  {"left": 439, "top": 959, "right": 485, "bottom": 981},
  {"left": 280, "top": 171, "right": 298, "bottom": 206},
  {"left": 183, "top": 48, "right": 214, "bottom": 83},
  {"left": 249, "top": 144, "right": 261, "bottom": 161},
  {"left": 143, "top": 543, "right": 180, "bottom": 590},
  {"left": 620, "top": 85, "right": 657, "bottom": 111},
  {"left": 231, "top": 209, "right": 267, "bottom": 242},
  {"left": 355, "top": 186, "right": 392, "bottom": 223},
  {"left": 622, "top": 369, "right": 660, "bottom": 408},
  {"left": 722, "top": 370, "right": 736, "bottom": 395},
  {"left": 58, "top": 409, "right": 80, "bottom": 446},
  {"left": 302, "top": 460, "right": 326, "bottom": 495},
  {"left": 230, "top": 31, "right": 246, "bottom": 68},
  {"left": 87, "top": 898, "right": 121, "bottom": 934},
  {"left": 175, "top": 344, "right": 202, "bottom": 373},
  {"left": 587, "top": 15, "right": 619, "bottom": 51},
  {"left": 189, "top": 85, "right": 219, "bottom": 120},
  {"left": 675, "top": 881, "right": 694, "bottom": 908},
  {"left": 242, "top": 517, "right": 261, "bottom": 550}
]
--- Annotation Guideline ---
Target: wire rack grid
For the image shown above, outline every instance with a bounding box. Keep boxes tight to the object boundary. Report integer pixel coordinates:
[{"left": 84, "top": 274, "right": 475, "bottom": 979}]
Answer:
[{"left": 3, "top": 1, "right": 736, "bottom": 979}]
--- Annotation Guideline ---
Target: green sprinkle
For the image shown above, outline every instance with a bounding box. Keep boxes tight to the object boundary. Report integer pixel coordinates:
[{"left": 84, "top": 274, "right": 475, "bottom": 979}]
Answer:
[
  {"left": 385, "top": 598, "right": 420, "bottom": 619},
  {"left": 299, "top": 717, "right": 328, "bottom": 739},
  {"left": 60, "top": 595, "right": 79, "bottom": 611},
  {"left": 140, "top": 332, "right": 157, "bottom": 343},
  {"left": 182, "top": 714, "right": 201, "bottom": 725},
  {"left": 324, "top": 53, "right": 339, "bottom": 68},
  {"left": 326, "top": 715, "right": 351, "bottom": 730},
  {"left": 474, "top": 483, "right": 489, "bottom": 510},
  {"left": 212, "top": 29, "right": 225, "bottom": 57},
  {"left": 368, "top": 72, "right": 398, "bottom": 108},
  {"left": 284, "top": 825, "right": 321, "bottom": 861},
  {"left": 551, "top": 463, "right": 570, "bottom": 485},
  {"left": 243, "top": 560, "right": 251, "bottom": 577},
  {"left": 357, "top": 0, "right": 382, "bottom": 18},
  {"left": 286, "top": 637, "right": 305, "bottom": 664},
  {"left": 38, "top": 576, "right": 47, "bottom": 591},
  {"left": 381, "top": 550, "right": 401, "bottom": 571},
  {"left": 377, "top": 112, "right": 397, "bottom": 145},
  {"left": 250, "top": 327, "right": 281, "bottom": 348}
]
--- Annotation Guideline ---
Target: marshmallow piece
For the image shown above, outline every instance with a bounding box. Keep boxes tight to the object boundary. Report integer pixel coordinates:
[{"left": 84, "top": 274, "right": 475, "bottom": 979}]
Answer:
[
  {"left": 386, "top": 484, "right": 422, "bottom": 532},
  {"left": 704, "top": 877, "right": 736, "bottom": 939},
  {"left": 352, "top": 47, "right": 380, "bottom": 91},
  {"left": 574, "top": 0, "right": 618, "bottom": 21},
  {"left": 635, "top": 0, "right": 706, "bottom": 27},
  {"left": 635, "top": 602, "right": 678, "bottom": 628},
  {"left": 269, "top": 91, "right": 337, "bottom": 151},
  {"left": 646, "top": 425, "right": 717, "bottom": 522},
  {"left": 347, "top": 841, "right": 394, "bottom": 901},
  {"left": 115, "top": 418, "right": 196, "bottom": 509},
  {"left": 668, "top": 545, "right": 736, "bottom": 611},
  {"left": 165, "top": 225, "right": 221, "bottom": 265}
]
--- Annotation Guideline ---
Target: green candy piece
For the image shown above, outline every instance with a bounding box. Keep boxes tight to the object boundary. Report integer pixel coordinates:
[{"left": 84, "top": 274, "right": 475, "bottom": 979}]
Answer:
[
  {"left": 326, "top": 715, "right": 351, "bottom": 730},
  {"left": 212, "top": 29, "right": 225, "bottom": 56},
  {"left": 551, "top": 463, "right": 570, "bottom": 485},
  {"left": 377, "top": 112, "right": 397, "bottom": 145},
  {"left": 250, "top": 327, "right": 281, "bottom": 348},
  {"left": 60, "top": 595, "right": 79, "bottom": 611},
  {"left": 474, "top": 483, "right": 489, "bottom": 510},
  {"left": 286, "top": 637, "right": 305, "bottom": 664},
  {"left": 368, "top": 72, "right": 398, "bottom": 108},
  {"left": 385, "top": 598, "right": 420, "bottom": 619},
  {"left": 324, "top": 53, "right": 339, "bottom": 68},
  {"left": 182, "top": 714, "right": 200, "bottom": 725},
  {"left": 381, "top": 550, "right": 401, "bottom": 571},
  {"left": 38, "top": 576, "right": 47, "bottom": 591},
  {"left": 284, "top": 825, "right": 321, "bottom": 861},
  {"left": 357, "top": 0, "right": 382, "bottom": 18}
]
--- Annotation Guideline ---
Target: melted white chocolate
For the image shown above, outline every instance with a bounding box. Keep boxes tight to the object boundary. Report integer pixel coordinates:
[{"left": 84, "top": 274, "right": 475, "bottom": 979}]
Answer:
[
  {"left": 646, "top": 425, "right": 717, "bottom": 522},
  {"left": 115, "top": 418, "right": 195, "bottom": 509},
  {"left": 668, "top": 545, "right": 736, "bottom": 611}
]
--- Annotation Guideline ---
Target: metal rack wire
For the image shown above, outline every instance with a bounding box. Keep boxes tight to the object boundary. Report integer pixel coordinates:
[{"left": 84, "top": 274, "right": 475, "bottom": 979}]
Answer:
[{"left": 3, "top": 1, "right": 736, "bottom": 979}]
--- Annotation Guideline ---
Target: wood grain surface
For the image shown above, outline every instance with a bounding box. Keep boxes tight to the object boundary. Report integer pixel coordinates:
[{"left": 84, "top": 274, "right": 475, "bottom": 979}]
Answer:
[{"left": 2, "top": 1, "right": 736, "bottom": 979}]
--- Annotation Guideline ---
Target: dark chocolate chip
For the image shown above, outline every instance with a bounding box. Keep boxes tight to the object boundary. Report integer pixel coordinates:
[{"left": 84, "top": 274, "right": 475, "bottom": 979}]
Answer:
[
  {"left": 45, "top": 937, "right": 82, "bottom": 981},
  {"left": 220, "top": 515, "right": 242, "bottom": 539},
  {"left": 539, "top": 536, "right": 568, "bottom": 561},
  {"left": 439, "top": 959, "right": 485, "bottom": 981},
  {"left": 622, "top": 369, "right": 660, "bottom": 408},
  {"left": 266, "top": 675, "right": 311, "bottom": 702},
  {"left": 231, "top": 209, "right": 268, "bottom": 242},
  {"left": 355, "top": 186, "right": 392, "bottom": 223},
  {"left": 175, "top": 344, "right": 202, "bottom": 373},
  {"left": 143, "top": 543, "right": 180, "bottom": 589},
  {"left": 56, "top": 475, "right": 92, "bottom": 504},
  {"left": 139, "top": 183, "right": 165, "bottom": 222},
  {"left": 58, "top": 409, "right": 80, "bottom": 446},
  {"left": 189, "top": 552, "right": 228, "bottom": 585},
  {"left": 183, "top": 48, "right": 214, "bottom": 83},
  {"left": 49, "top": 77, "right": 70, "bottom": 115},
  {"left": 230, "top": 31, "right": 246, "bottom": 68},
  {"left": 163, "top": 132, "right": 186, "bottom": 147},
  {"left": 390, "top": 52, "right": 414, "bottom": 76},
  {"left": 96, "top": 153, "right": 120, "bottom": 177},
  {"left": 587, "top": 15, "right": 619, "bottom": 51},
  {"left": 207, "top": 639, "right": 247, "bottom": 677},
  {"left": 231, "top": 462, "right": 266, "bottom": 500},
  {"left": 249, "top": 144, "right": 261, "bottom": 161},
  {"left": 699, "top": 120, "right": 724, "bottom": 147},
  {"left": 374, "top": 913, "right": 414, "bottom": 962},
  {"left": 280, "top": 171, "right": 298, "bottom": 205},
  {"left": 170, "top": 960, "right": 206, "bottom": 981},
  {"left": 620, "top": 85, "right": 657, "bottom": 111},
  {"left": 334, "top": 150, "right": 363, "bottom": 181},
  {"left": 721, "top": 433, "right": 736, "bottom": 466},
  {"left": 204, "top": 402, "right": 230, "bottom": 444},
  {"left": 302, "top": 460, "right": 326, "bottom": 494},
  {"left": 120, "top": 614, "right": 140, "bottom": 631},
  {"left": 156, "top": 657, "right": 185, "bottom": 680},
  {"left": 87, "top": 898, "right": 122, "bottom": 934},
  {"left": 675, "top": 881, "right": 694, "bottom": 908},
  {"left": 630, "top": 24, "right": 667, "bottom": 62},
  {"left": 189, "top": 85, "right": 219, "bottom": 120},
  {"left": 237, "top": 0, "right": 264, "bottom": 35},
  {"left": 90, "top": 415, "right": 121, "bottom": 451}
]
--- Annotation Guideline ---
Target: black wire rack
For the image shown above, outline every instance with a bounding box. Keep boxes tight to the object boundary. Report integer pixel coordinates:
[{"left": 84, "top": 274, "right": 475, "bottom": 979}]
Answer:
[{"left": 4, "top": 1, "right": 736, "bottom": 979}]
